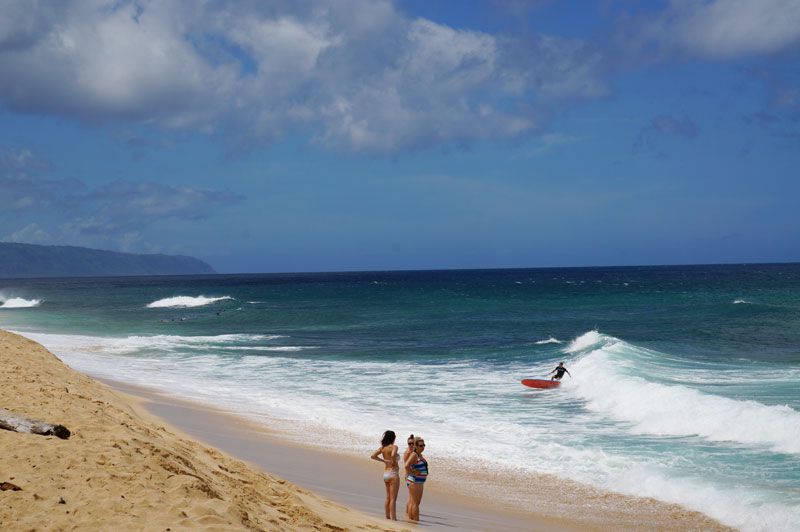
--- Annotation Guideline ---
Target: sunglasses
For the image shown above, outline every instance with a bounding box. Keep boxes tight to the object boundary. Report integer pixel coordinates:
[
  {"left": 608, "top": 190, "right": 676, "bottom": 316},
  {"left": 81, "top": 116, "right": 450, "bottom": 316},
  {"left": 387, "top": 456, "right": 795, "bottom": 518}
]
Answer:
[
  {"left": 408, "top": 441, "right": 414, "bottom": 445},
  {"left": 416, "top": 443, "right": 425, "bottom": 447}
]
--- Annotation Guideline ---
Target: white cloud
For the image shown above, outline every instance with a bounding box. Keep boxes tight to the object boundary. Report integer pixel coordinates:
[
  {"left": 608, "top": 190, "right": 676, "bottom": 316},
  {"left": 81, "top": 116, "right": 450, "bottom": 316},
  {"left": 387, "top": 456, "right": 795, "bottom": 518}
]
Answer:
[
  {"left": 0, "top": 1, "right": 224, "bottom": 125},
  {"left": 314, "top": 18, "right": 606, "bottom": 152},
  {"left": 314, "top": 18, "right": 536, "bottom": 152},
  {"left": 639, "top": 0, "right": 800, "bottom": 60},
  {"left": 0, "top": 0, "right": 607, "bottom": 154},
  {"left": 4, "top": 222, "right": 52, "bottom": 244}
]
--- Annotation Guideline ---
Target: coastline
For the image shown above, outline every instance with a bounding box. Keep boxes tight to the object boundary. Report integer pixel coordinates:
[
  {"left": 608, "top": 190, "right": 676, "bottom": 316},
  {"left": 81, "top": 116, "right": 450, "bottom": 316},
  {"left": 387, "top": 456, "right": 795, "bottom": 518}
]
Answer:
[{"left": 1, "top": 329, "right": 734, "bottom": 531}]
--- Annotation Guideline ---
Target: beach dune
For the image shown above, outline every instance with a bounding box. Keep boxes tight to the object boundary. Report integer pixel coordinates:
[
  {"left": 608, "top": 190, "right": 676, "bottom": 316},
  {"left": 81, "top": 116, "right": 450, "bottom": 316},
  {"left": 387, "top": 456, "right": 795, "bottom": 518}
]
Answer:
[{"left": 0, "top": 330, "right": 411, "bottom": 531}]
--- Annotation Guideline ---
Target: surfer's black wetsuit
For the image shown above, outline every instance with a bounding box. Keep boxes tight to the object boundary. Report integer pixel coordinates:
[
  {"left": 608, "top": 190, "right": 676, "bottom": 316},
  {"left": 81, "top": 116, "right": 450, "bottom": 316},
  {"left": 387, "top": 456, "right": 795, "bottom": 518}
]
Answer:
[{"left": 553, "top": 366, "right": 567, "bottom": 380}]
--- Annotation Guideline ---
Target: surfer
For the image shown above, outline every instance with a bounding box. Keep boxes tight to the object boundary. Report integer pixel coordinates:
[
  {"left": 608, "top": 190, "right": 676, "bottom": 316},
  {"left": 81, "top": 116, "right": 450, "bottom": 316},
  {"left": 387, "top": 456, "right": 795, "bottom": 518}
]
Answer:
[
  {"left": 370, "top": 430, "right": 400, "bottom": 520},
  {"left": 404, "top": 436, "right": 428, "bottom": 521},
  {"left": 549, "top": 362, "right": 571, "bottom": 381}
]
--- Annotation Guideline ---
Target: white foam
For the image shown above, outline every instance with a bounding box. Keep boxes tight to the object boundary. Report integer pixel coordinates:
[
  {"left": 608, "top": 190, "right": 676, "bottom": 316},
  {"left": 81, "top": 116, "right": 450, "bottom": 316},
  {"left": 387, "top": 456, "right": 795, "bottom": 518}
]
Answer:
[
  {"left": 606, "top": 463, "right": 800, "bottom": 532},
  {"left": 218, "top": 346, "right": 311, "bottom": 352},
  {"left": 564, "top": 329, "right": 605, "bottom": 352},
  {"left": 146, "top": 295, "right": 233, "bottom": 308},
  {"left": 0, "top": 297, "right": 42, "bottom": 308},
  {"left": 17, "top": 331, "right": 286, "bottom": 356},
  {"left": 733, "top": 299, "right": 751, "bottom": 304},
  {"left": 535, "top": 337, "right": 562, "bottom": 344},
  {"left": 569, "top": 335, "right": 800, "bottom": 455}
]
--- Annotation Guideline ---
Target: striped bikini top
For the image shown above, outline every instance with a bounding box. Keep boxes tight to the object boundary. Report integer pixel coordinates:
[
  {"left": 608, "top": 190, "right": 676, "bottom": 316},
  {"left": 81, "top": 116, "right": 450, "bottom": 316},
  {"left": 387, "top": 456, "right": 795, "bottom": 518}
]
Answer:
[{"left": 409, "top": 458, "right": 428, "bottom": 478}]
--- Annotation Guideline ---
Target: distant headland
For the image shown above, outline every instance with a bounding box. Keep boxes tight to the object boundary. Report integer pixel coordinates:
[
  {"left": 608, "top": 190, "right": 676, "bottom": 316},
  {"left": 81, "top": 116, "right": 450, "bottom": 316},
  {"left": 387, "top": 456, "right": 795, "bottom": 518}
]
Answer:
[{"left": 0, "top": 242, "right": 216, "bottom": 278}]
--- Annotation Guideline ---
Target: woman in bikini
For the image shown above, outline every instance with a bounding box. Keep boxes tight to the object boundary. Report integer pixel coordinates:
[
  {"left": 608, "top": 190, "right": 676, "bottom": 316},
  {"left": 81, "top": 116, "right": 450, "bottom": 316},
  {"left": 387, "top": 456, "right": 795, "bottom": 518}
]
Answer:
[
  {"left": 370, "top": 430, "right": 400, "bottom": 520},
  {"left": 404, "top": 436, "right": 428, "bottom": 521},
  {"left": 402, "top": 433, "right": 415, "bottom": 516}
]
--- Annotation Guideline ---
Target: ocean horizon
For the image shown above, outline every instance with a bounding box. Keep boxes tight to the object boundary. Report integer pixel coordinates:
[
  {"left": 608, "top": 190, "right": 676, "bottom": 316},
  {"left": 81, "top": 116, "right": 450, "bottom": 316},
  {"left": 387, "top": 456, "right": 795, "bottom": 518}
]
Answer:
[{"left": 2, "top": 263, "right": 799, "bottom": 531}]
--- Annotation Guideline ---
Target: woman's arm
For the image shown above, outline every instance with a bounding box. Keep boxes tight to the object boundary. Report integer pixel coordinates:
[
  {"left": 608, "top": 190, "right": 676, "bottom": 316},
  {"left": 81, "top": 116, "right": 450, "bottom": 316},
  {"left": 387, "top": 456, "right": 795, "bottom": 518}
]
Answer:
[
  {"left": 404, "top": 453, "right": 414, "bottom": 475},
  {"left": 371, "top": 447, "right": 387, "bottom": 464},
  {"left": 404, "top": 451, "right": 418, "bottom": 470}
]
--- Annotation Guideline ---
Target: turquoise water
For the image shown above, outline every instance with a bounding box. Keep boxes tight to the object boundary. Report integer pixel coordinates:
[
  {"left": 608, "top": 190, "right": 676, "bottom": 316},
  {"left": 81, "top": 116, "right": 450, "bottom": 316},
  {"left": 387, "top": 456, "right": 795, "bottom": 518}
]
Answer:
[{"left": 2, "top": 265, "right": 799, "bottom": 531}]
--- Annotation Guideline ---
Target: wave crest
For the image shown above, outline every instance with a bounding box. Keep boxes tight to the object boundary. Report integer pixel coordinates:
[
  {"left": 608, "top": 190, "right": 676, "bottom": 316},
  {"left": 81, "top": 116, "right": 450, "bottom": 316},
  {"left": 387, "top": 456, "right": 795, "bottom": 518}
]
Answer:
[
  {"left": 146, "top": 296, "right": 233, "bottom": 308},
  {"left": 0, "top": 297, "right": 42, "bottom": 308},
  {"left": 535, "top": 337, "right": 562, "bottom": 345},
  {"left": 564, "top": 330, "right": 607, "bottom": 353}
]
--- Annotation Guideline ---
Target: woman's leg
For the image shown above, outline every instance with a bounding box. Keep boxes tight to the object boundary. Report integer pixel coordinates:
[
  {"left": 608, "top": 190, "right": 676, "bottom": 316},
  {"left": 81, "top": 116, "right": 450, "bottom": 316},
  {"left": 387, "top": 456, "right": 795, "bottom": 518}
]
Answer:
[
  {"left": 388, "top": 475, "right": 399, "bottom": 520},
  {"left": 408, "top": 482, "right": 424, "bottom": 521},
  {"left": 383, "top": 478, "right": 392, "bottom": 519},
  {"left": 405, "top": 480, "right": 412, "bottom": 516}
]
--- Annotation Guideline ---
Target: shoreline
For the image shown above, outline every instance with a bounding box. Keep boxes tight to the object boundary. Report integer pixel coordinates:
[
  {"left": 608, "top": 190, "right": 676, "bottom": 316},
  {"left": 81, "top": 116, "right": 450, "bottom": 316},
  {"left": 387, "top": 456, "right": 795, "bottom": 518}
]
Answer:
[
  {"left": 96, "top": 380, "right": 734, "bottom": 532},
  {"left": 1, "top": 329, "right": 735, "bottom": 531},
  {"left": 101, "top": 377, "right": 577, "bottom": 532}
]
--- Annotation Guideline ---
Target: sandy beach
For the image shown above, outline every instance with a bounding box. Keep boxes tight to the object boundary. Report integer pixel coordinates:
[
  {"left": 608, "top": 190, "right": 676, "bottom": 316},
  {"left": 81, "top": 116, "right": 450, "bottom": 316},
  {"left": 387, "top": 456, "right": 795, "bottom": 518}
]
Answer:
[{"left": 1, "top": 330, "right": 734, "bottom": 531}]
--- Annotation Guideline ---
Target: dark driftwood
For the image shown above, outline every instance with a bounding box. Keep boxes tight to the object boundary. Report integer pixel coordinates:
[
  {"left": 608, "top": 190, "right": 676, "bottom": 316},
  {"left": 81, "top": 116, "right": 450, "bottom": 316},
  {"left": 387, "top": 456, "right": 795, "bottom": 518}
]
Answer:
[{"left": 0, "top": 408, "right": 70, "bottom": 439}]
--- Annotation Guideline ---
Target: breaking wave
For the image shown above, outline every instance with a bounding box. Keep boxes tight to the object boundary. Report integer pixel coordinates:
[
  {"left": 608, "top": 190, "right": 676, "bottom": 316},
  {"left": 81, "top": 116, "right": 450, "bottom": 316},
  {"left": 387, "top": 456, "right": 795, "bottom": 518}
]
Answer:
[
  {"left": 0, "top": 297, "right": 42, "bottom": 308},
  {"left": 146, "top": 296, "right": 233, "bottom": 308},
  {"left": 566, "top": 331, "right": 800, "bottom": 455}
]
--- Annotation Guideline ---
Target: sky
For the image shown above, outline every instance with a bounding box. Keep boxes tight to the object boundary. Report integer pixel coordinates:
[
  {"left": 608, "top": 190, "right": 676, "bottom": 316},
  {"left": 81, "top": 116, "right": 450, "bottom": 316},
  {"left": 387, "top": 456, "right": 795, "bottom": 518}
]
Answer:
[{"left": 1, "top": 0, "right": 799, "bottom": 273}]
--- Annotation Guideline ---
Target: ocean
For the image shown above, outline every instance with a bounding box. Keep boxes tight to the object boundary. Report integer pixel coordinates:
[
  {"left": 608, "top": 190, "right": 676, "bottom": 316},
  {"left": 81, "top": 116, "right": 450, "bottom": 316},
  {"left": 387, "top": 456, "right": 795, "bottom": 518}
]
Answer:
[{"left": 1, "top": 264, "right": 799, "bottom": 531}]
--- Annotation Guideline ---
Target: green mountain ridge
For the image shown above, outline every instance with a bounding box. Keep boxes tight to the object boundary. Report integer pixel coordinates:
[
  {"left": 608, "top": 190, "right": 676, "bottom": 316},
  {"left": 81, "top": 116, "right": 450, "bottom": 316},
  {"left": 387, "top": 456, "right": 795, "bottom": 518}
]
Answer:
[{"left": 0, "top": 242, "right": 216, "bottom": 278}]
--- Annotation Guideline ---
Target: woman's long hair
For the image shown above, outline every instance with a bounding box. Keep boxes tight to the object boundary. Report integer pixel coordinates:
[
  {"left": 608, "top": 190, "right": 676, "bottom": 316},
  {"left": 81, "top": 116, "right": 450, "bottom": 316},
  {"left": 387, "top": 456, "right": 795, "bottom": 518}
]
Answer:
[{"left": 381, "top": 430, "right": 396, "bottom": 447}]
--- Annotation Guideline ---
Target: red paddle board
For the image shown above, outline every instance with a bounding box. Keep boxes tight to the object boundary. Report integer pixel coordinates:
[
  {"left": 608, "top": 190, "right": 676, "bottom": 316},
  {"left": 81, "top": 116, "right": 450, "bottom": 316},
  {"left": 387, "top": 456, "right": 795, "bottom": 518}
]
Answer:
[{"left": 521, "top": 379, "right": 560, "bottom": 389}]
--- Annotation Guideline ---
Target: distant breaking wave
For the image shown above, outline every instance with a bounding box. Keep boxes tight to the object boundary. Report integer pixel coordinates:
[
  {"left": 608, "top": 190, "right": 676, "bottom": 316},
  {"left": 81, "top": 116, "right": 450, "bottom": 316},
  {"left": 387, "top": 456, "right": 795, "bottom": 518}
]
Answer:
[
  {"left": 733, "top": 299, "right": 751, "bottom": 304},
  {"left": 0, "top": 297, "right": 42, "bottom": 308},
  {"left": 535, "top": 337, "right": 562, "bottom": 344},
  {"left": 146, "top": 296, "right": 233, "bottom": 308}
]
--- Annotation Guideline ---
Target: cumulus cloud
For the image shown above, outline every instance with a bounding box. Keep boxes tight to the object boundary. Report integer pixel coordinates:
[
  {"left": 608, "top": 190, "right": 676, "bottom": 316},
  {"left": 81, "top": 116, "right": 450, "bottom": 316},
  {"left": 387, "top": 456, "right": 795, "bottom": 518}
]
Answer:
[
  {"left": 313, "top": 18, "right": 547, "bottom": 153},
  {"left": 0, "top": 1, "right": 213, "bottom": 123},
  {"left": 0, "top": 0, "right": 607, "bottom": 154},
  {"left": 0, "top": 146, "right": 243, "bottom": 249},
  {"left": 624, "top": 0, "right": 800, "bottom": 61}
]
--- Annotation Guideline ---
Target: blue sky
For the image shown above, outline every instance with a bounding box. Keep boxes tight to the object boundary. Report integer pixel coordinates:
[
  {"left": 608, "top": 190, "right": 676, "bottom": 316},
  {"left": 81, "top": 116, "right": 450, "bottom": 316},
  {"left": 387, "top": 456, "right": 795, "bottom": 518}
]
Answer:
[{"left": 1, "top": 0, "right": 799, "bottom": 273}]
